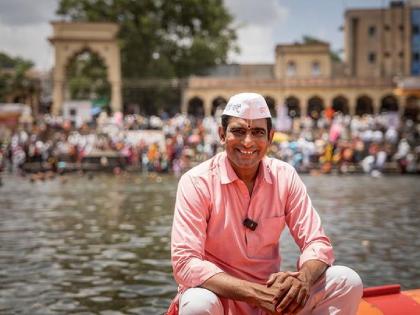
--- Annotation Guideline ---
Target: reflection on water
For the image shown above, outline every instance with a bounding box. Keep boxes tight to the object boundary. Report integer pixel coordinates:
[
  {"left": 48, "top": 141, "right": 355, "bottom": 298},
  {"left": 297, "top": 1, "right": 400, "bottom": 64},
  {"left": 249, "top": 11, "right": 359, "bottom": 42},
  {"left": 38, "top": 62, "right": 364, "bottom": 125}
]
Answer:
[{"left": 0, "top": 173, "right": 419, "bottom": 314}]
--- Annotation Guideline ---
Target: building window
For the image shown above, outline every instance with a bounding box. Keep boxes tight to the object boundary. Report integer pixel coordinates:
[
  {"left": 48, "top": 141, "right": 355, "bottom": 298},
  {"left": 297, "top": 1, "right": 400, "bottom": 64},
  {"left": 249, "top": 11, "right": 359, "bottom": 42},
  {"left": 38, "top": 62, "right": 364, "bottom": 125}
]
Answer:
[
  {"left": 384, "top": 51, "right": 390, "bottom": 58},
  {"left": 414, "top": 52, "right": 420, "bottom": 62},
  {"left": 368, "top": 25, "right": 376, "bottom": 37},
  {"left": 413, "top": 25, "right": 420, "bottom": 35},
  {"left": 70, "top": 108, "right": 77, "bottom": 116},
  {"left": 311, "top": 61, "right": 321, "bottom": 76},
  {"left": 368, "top": 52, "right": 376, "bottom": 63},
  {"left": 399, "top": 51, "right": 404, "bottom": 58},
  {"left": 287, "top": 61, "right": 296, "bottom": 76},
  {"left": 384, "top": 24, "right": 390, "bottom": 31},
  {"left": 399, "top": 24, "right": 404, "bottom": 31}
]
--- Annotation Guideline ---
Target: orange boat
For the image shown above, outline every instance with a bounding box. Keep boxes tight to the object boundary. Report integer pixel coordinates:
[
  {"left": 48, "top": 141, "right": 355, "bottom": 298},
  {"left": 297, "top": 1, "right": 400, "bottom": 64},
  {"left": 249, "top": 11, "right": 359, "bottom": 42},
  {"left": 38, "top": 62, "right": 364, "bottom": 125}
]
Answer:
[{"left": 357, "top": 284, "right": 420, "bottom": 315}]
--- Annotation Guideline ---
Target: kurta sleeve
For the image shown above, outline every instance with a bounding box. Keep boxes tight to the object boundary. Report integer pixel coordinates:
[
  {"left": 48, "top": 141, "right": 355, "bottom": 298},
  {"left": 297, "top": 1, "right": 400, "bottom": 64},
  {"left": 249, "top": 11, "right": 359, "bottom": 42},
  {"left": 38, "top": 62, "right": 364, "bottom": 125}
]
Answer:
[
  {"left": 171, "top": 173, "right": 224, "bottom": 288},
  {"left": 284, "top": 168, "right": 335, "bottom": 269}
]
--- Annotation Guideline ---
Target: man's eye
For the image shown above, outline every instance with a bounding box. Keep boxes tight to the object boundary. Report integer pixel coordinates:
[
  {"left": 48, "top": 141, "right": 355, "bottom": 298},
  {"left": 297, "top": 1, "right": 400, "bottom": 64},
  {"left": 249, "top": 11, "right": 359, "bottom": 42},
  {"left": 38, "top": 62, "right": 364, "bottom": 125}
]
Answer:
[
  {"left": 231, "top": 129, "right": 246, "bottom": 136},
  {"left": 252, "top": 130, "right": 266, "bottom": 137}
]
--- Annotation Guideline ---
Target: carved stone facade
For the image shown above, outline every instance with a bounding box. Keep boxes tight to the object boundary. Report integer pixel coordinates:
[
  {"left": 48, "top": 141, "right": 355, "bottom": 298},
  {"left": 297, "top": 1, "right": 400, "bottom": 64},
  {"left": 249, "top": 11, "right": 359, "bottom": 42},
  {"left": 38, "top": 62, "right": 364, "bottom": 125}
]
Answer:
[
  {"left": 182, "top": 76, "right": 403, "bottom": 119},
  {"left": 49, "top": 22, "right": 122, "bottom": 115},
  {"left": 182, "top": 2, "right": 419, "bottom": 121}
]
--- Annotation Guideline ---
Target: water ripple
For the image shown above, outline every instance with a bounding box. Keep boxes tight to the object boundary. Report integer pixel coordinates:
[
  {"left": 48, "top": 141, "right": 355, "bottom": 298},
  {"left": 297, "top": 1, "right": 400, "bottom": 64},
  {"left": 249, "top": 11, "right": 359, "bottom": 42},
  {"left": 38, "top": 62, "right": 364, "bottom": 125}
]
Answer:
[{"left": 0, "top": 173, "right": 419, "bottom": 314}]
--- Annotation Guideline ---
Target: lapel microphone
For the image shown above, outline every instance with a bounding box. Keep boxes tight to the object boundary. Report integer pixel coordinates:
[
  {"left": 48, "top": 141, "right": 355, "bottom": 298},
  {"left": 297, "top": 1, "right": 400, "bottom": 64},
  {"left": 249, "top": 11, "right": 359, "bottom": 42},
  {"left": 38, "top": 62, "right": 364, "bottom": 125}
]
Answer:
[{"left": 243, "top": 218, "right": 258, "bottom": 231}]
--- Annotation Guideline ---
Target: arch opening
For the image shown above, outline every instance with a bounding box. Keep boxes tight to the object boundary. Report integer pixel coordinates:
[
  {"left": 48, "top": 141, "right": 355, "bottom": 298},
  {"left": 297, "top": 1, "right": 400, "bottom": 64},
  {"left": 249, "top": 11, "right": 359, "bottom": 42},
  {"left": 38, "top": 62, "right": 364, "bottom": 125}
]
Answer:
[
  {"left": 332, "top": 96, "right": 350, "bottom": 115},
  {"left": 285, "top": 96, "right": 301, "bottom": 118},
  {"left": 264, "top": 96, "right": 276, "bottom": 117},
  {"left": 211, "top": 96, "right": 227, "bottom": 116},
  {"left": 187, "top": 97, "right": 205, "bottom": 118},
  {"left": 65, "top": 50, "right": 111, "bottom": 103},
  {"left": 307, "top": 96, "right": 324, "bottom": 119},
  {"left": 380, "top": 95, "right": 399, "bottom": 113},
  {"left": 404, "top": 95, "right": 419, "bottom": 121},
  {"left": 355, "top": 95, "right": 374, "bottom": 116}
]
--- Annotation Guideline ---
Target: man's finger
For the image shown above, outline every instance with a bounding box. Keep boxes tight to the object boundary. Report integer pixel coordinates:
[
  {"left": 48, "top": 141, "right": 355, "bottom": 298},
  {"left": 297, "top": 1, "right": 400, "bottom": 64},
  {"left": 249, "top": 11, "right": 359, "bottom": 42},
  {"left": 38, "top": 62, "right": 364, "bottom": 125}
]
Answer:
[
  {"left": 267, "top": 272, "right": 291, "bottom": 287},
  {"left": 302, "top": 292, "right": 310, "bottom": 306},
  {"left": 266, "top": 273, "right": 276, "bottom": 286},
  {"left": 276, "top": 282, "right": 300, "bottom": 312},
  {"left": 286, "top": 287, "right": 307, "bottom": 314},
  {"left": 283, "top": 300, "right": 300, "bottom": 315},
  {"left": 295, "top": 286, "right": 308, "bottom": 306},
  {"left": 286, "top": 271, "right": 300, "bottom": 277},
  {"left": 273, "top": 277, "right": 293, "bottom": 302}
]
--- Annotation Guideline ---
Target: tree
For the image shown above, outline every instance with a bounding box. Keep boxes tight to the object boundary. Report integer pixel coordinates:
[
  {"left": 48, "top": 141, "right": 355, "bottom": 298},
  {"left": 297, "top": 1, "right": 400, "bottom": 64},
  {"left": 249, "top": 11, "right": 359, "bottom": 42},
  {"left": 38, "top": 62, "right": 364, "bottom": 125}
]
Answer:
[
  {"left": 57, "top": 0, "right": 238, "bottom": 79},
  {"left": 300, "top": 36, "right": 342, "bottom": 62},
  {"left": 301, "top": 35, "right": 326, "bottom": 45},
  {"left": 0, "top": 52, "right": 36, "bottom": 103},
  {"left": 56, "top": 0, "right": 238, "bottom": 114},
  {"left": 66, "top": 51, "right": 110, "bottom": 101}
]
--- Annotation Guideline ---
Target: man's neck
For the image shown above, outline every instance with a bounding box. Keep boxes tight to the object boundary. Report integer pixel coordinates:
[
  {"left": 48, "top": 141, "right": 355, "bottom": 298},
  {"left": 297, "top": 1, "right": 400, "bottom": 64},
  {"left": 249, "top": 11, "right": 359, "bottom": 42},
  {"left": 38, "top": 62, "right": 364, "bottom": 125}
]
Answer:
[{"left": 231, "top": 163, "right": 261, "bottom": 195}]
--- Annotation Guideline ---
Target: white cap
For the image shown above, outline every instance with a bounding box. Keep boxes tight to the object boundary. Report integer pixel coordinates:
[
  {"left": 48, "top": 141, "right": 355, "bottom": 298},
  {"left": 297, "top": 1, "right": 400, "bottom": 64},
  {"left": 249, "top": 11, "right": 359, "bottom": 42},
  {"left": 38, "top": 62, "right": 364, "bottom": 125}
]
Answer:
[{"left": 222, "top": 92, "right": 271, "bottom": 119}]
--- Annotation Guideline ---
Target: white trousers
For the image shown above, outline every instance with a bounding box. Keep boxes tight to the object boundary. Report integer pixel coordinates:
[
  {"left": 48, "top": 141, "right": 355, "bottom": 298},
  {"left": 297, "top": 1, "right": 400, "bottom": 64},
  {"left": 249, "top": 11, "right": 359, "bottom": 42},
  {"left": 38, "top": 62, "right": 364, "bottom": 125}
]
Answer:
[{"left": 179, "top": 265, "right": 363, "bottom": 315}]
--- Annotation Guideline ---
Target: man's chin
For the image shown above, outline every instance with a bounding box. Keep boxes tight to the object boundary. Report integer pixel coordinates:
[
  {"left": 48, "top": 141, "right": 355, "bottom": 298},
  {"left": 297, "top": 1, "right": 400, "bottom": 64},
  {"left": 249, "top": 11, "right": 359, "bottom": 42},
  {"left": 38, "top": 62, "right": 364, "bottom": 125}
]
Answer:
[{"left": 232, "top": 160, "right": 258, "bottom": 169}]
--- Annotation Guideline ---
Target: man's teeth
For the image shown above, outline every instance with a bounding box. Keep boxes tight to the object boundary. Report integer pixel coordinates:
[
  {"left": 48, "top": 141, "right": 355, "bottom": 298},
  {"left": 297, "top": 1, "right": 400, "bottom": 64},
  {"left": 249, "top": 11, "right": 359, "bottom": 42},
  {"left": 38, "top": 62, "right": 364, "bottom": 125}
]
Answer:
[{"left": 239, "top": 150, "right": 253, "bottom": 155}]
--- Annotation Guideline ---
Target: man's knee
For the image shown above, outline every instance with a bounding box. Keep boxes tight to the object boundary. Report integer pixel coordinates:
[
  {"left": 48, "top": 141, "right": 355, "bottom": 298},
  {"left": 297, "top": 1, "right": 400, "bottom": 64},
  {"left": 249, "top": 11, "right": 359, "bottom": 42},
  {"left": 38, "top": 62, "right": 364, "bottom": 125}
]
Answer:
[
  {"left": 179, "top": 288, "right": 224, "bottom": 315},
  {"left": 327, "top": 265, "right": 363, "bottom": 299}
]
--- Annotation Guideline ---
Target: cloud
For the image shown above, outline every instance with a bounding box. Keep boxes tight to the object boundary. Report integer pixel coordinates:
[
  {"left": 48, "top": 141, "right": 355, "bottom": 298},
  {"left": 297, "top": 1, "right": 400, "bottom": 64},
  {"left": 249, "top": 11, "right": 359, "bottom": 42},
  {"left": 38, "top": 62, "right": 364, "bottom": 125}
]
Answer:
[
  {"left": 224, "top": 0, "right": 289, "bottom": 63},
  {"left": 0, "top": 0, "right": 58, "bottom": 70},
  {"left": 0, "top": 23, "right": 54, "bottom": 71},
  {"left": 225, "top": 0, "right": 288, "bottom": 27},
  {"left": 0, "top": 0, "right": 57, "bottom": 26},
  {"left": 228, "top": 25, "right": 275, "bottom": 63},
  {"left": 0, "top": 0, "right": 287, "bottom": 68}
]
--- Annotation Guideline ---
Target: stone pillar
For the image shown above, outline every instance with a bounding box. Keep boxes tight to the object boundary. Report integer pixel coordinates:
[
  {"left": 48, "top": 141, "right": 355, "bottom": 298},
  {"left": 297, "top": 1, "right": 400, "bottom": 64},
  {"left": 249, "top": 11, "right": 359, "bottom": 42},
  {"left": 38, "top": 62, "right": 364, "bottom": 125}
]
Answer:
[
  {"left": 181, "top": 91, "right": 188, "bottom": 114},
  {"left": 301, "top": 97, "right": 308, "bottom": 117},
  {"left": 51, "top": 42, "right": 66, "bottom": 116},
  {"left": 374, "top": 95, "right": 382, "bottom": 114},
  {"left": 397, "top": 95, "right": 405, "bottom": 117},
  {"left": 204, "top": 98, "right": 212, "bottom": 117},
  {"left": 52, "top": 79, "right": 64, "bottom": 116},
  {"left": 108, "top": 44, "right": 122, "bottom": 113},
  {"left": 110, "top": 81, "right": 122, "bottom": 113}
]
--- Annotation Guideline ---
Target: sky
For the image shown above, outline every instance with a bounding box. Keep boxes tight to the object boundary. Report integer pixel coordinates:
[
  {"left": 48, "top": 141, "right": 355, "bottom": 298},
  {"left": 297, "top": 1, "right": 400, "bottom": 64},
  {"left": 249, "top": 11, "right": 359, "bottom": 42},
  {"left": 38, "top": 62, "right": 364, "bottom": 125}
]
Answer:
[{"left": 0, "top": 0, "right": 397, "bottom": 71}]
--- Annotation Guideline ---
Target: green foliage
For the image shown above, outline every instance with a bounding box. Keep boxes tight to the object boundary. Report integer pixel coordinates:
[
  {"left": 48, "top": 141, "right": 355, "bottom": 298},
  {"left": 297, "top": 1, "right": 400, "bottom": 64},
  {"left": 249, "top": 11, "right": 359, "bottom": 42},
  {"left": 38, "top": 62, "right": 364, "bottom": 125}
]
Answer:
[
  {"left": 0, "top": 52, "right": 35, "bottom": 102},
  {"left": 66, "top": 52, "right": 110, "bottom": 100},
  {"left": 301, "top": 35, "right": 325, "bottom": 45},
  {"left": 330, "top": 50, "right": 342, "bottom": 62},
  {"left": 300, "top": 36, "right": 342, "bottom": 62},
  {"left": 57, "top": 0, "right": 238, "bottom": 113},
  {"left": 57, "top": 0, "right": 238, "bottom": 79}
]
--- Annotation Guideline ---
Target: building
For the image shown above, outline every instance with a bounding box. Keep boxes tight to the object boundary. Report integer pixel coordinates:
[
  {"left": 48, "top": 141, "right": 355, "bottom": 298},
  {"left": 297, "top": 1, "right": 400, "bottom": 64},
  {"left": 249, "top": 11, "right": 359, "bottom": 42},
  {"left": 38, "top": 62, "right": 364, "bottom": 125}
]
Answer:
[{"left": 181, "top": 1, "right": 419, "bottom": 122}]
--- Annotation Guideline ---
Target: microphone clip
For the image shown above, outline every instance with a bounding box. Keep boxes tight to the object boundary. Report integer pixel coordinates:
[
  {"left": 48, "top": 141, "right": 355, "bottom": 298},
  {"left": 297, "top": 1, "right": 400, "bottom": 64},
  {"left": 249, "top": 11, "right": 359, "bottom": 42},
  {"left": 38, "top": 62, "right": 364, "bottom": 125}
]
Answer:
[{"left": 243, "top": 218, "right": 258, "bottom": 231}]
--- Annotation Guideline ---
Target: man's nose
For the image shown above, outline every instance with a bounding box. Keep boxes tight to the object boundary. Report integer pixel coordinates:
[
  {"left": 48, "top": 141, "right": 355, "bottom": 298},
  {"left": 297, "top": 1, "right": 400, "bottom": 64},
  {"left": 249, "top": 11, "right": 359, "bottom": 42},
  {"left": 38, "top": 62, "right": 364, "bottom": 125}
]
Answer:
[{"left": 242, "top": 132, "right": 254, "bottom": 146}]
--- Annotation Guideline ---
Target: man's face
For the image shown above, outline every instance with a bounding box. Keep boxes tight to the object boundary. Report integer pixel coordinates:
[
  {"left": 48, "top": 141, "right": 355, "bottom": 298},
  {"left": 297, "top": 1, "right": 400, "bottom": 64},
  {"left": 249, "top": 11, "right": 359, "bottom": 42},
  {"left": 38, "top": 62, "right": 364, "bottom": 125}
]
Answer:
[{"left": 219, "top": 117, "right": 273, "bottom": 174}]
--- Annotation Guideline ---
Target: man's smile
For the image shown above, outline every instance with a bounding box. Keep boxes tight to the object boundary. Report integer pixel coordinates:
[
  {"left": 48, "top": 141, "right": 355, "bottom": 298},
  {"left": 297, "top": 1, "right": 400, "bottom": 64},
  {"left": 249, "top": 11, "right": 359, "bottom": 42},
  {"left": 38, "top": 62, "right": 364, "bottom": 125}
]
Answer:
[{"left": 236, "top": 148, "right": 257, "bottom": 156}]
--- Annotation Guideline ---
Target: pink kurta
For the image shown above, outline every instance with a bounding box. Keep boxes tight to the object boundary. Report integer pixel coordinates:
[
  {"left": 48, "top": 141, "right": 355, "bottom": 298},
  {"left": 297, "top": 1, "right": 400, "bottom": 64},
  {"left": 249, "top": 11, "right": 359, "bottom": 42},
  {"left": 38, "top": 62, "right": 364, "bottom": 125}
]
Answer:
[{"left": 171, "top": 152, "right": 335, "bottom": 314}]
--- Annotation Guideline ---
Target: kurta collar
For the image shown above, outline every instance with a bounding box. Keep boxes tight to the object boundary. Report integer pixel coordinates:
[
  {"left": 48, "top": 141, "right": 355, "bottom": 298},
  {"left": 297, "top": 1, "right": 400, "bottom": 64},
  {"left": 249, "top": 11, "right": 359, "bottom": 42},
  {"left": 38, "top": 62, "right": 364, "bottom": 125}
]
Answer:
[{"left": 219, "top": 152, "right": 273, "bottom": 185}]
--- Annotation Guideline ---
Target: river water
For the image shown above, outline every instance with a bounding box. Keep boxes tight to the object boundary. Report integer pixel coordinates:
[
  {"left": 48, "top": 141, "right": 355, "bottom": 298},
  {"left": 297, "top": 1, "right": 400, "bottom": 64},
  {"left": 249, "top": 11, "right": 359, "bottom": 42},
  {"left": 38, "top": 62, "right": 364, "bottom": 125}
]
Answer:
[{"left": 0, "top": 173, "right": 419, "bottom": 314}]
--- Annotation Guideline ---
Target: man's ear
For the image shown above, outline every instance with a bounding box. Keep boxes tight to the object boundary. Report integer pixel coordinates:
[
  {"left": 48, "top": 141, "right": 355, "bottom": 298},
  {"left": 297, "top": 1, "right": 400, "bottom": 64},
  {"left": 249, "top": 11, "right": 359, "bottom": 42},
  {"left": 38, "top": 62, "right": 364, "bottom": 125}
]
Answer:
[
  {"left": 268, "top": 129, "right": 274, "bottom": 144},
  {"left": 218, "top": 126, "right": 226, "bottom": 145}
]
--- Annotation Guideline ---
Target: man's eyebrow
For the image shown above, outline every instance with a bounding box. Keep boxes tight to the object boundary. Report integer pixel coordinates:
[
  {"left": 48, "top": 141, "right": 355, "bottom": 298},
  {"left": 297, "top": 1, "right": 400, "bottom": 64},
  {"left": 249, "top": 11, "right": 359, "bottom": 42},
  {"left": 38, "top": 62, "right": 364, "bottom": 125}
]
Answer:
[
  {"left": 250, "top": 127, "right": 267, "bottom": 131},
  {"left": 228, "top": 126, "right": 247, "bottom": 129}
]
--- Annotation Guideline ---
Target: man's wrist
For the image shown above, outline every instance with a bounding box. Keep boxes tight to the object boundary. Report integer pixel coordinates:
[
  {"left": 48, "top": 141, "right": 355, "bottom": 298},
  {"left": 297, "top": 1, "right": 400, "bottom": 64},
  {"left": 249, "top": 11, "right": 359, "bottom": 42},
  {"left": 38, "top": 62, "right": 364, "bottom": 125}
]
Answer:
[
  {"left": 298, "top": 260, "right": 329, "bottom": 286},
  {"left": 297, "top": 268, "right": 313, "bottom": 286}
]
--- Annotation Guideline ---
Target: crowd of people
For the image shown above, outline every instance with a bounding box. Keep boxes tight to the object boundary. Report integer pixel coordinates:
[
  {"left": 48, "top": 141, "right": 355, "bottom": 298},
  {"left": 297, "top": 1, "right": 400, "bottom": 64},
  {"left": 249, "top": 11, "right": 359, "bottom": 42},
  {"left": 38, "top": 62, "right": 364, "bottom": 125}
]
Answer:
[{"left": 0, "top": 109, "right": 418, "bottom": 178}]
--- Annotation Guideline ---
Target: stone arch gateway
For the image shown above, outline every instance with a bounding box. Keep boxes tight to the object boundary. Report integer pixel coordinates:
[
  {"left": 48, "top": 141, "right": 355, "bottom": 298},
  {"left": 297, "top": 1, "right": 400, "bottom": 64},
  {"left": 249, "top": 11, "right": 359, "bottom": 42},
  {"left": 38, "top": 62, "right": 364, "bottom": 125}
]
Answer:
[{"left": 49, "top": 22, "right": 122, "bottom": 115}]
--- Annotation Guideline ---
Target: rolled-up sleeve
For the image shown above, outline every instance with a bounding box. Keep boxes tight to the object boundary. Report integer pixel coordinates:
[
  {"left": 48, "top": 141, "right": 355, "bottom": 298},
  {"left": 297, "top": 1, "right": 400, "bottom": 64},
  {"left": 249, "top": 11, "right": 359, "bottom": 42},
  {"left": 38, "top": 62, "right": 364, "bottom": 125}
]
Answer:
[
  {"left": 171, "top": 173, "right": 223, "bottom": 288},
  {"left": 284, "top": 169, "right": 335, "bottom": 269}
]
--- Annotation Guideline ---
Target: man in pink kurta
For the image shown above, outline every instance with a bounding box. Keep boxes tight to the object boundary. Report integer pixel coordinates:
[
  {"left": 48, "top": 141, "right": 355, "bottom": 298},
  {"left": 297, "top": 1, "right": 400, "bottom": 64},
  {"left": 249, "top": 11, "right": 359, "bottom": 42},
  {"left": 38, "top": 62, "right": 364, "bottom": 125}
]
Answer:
[{"left": 170, "top": 93, "right": 362, "bottom": 315}]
